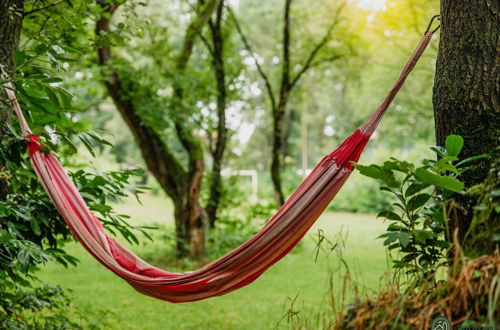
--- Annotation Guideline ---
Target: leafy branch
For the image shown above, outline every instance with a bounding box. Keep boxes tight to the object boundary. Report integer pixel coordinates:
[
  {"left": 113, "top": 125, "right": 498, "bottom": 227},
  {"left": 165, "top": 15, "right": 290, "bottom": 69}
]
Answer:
[
  {"left": 355, "top": 135, "right": 487, "bottom": 287},
  {"left": 23, "top": 0, "right": 69, "bottom": 17}
]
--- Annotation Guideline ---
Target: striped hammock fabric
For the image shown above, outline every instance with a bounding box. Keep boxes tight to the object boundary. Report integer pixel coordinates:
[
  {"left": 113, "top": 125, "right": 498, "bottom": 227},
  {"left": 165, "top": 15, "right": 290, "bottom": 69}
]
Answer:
[{"left": 2, "top": 31, "right": 435, "bottom": 303}]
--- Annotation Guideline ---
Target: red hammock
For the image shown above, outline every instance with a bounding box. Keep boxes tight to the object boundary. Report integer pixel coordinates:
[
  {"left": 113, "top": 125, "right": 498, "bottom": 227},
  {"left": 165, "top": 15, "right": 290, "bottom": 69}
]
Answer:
[{"left": 3, "top": 30, "right": 435, "bottom": 303}]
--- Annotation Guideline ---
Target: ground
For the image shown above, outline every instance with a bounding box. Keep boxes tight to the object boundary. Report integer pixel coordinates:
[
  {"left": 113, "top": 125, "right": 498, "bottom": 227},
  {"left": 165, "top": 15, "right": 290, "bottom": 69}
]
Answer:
[{"left": 39, "top": 194, "right": 390, "bottom": 329}]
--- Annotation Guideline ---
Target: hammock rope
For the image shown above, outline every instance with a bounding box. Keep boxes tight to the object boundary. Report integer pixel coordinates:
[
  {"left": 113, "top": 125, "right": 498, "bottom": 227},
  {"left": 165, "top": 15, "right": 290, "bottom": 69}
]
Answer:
[{"left": 1, "top": 24, "right": 438, "bottom": 303}]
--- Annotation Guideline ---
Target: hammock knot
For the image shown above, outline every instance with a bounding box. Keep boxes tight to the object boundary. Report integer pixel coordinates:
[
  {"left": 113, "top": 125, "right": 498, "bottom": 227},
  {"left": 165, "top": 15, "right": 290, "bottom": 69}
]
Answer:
[{"left": 25, "top": 135, "right": 41, "bottom": 155}]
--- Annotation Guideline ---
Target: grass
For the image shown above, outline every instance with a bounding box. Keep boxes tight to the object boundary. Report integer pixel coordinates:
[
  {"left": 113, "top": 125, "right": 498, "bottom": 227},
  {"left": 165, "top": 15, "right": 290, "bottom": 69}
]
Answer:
[{"left": 38, "top": 195, "right": 391, "bottom": 329}]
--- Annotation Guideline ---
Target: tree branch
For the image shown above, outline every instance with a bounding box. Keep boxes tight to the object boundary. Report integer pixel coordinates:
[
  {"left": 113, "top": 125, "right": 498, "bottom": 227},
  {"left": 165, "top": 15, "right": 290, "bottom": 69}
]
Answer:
[
  {"left": 227, "top": 5, "right": 277, "bottom": 110},
  {"left": 289, "top": 2, "right": 344, "bottom": 90},
  {"left": 279, "top": 0, "right": 293, "bottom": 97},
  {"left": 205, "top": 0, "right": 228, "bottom": 225},
  {"left": 175, "top": 0, "right": 219, "bottom": 71},
  {"left": 307, "top": 54, "right": 341, "bottom": 69},
  {"left": 172, "top": 0, "right": 218, "bottom": 174},
  {"left": 23, "top": 0, "right": 67, "bottom": 17},
  {"left": 199, "top": 30, "right": 215, "bottom": 57}
]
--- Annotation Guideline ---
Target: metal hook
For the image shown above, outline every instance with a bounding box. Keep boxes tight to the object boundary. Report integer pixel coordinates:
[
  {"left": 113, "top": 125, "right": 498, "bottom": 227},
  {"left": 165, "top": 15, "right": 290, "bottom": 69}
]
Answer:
[{"left": 425, "top": 14, "right": 441, "bottom": 34}]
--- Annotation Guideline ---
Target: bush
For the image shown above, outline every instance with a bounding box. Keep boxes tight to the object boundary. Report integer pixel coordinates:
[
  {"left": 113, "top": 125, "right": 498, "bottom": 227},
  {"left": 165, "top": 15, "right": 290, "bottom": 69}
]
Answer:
[
  {"left": 353, "top": 135, "right": 479, "bottom": 286},
  {"left": 1, "top": 50, "right": 148, "bottom": 328}
]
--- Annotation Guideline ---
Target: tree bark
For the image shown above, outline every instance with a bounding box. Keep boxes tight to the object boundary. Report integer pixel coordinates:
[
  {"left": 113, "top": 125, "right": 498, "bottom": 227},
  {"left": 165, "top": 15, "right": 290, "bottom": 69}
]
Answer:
[
  {"left": 0, "top": 0, "right": 24, "bottom": 199},
  {"left": 433, "top": 0, "right": 499, "bottom": 247},
  {"left": 169, "top": 0, "right": 219, "bottom": 259},
  {"left": 206, "top": 0, "right": 228, "bottom": 227},
  {"left": 270, "top": 0, "right": 292, "bottom": 206},
  {"left": 96, "top": 0, "right": 217, "bottom": 259}
]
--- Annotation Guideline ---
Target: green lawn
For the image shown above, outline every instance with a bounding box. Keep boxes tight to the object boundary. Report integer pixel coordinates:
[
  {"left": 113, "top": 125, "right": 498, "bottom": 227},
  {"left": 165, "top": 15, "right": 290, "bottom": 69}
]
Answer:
[{"left": 38, "top": 196, "right": 391, "bottom": 329}]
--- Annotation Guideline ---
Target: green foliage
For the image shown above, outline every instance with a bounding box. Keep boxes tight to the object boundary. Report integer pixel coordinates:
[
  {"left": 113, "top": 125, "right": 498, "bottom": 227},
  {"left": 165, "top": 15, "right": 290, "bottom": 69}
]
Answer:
[
  {"left": 0, "top": 284, "right": 101, "bottom": 329},
  {"left": 328, "top": 176, "right": 393, "bottom": 213},
  {"left": 462, "top": 149, "right": 500, "bottom": 257},
  {"left": 0, "top": 34, "right": 150, "bottom": 328},
  {"left": 70, "top": 168, "right": 153, "bottom": 245},
  {"left": 208, "top": 185, "right": 274, "bottom": 259},
  {"left": 354, "top": 135, "right": 482, "bottom": 286},
  {"left": 139, "top": 175, "right": 274, "bottom": 269}
]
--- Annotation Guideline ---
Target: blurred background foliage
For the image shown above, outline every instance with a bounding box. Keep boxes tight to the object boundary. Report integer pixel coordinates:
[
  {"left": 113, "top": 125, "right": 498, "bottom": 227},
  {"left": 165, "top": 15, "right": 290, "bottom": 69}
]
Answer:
[{"left": 19, "top": 0, "right": 439, "bottom": 209}]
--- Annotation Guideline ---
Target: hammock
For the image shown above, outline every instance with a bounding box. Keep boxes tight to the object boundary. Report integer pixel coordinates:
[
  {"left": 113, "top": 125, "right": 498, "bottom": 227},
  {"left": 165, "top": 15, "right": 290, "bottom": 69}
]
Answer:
[{"left": 2, "top": 26, "right": 437, "bottom": 303}]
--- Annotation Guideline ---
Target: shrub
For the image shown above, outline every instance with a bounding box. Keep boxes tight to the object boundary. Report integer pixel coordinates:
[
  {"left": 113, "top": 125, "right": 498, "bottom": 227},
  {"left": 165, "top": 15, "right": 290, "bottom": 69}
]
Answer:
[
  {"left": 1, "top": 50, "right": 148, "bottom": 328},
  {"left": 354, "top": 135, "right": 487, "bottom": 287}
]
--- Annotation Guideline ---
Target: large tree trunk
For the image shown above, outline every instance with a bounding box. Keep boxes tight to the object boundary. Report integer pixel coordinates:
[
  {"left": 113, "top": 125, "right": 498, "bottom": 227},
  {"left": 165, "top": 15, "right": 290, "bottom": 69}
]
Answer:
[
  {"left": 0, "top": 0, "right": 24, "bottom": 199},
  {"left": 433, "top": 0, "right": 499, "bottom": 248}
]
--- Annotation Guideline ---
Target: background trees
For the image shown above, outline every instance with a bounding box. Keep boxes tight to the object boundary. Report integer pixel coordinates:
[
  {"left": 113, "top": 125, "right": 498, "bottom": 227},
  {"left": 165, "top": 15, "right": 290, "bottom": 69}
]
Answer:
[
  {"left": 232, "top": 0, "right": 346, "bottom": 205},
  {"left": 1, "top": 0, "right": 444, "bottom": 260},
  {"left": 90, "top": 0, "right": 366, "bottom": 257},
  {"left": 95, "top": 0, "right": 218, "bottom": 259},
  {"left": 1, "top": 0, "right": 443, "bottom": 262}
]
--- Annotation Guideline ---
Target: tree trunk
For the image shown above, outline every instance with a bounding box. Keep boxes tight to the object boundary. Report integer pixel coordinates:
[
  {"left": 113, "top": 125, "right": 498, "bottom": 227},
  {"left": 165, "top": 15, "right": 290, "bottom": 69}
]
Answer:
[
  {"left": 271, "top": 101, "right": 288, "bottom": 206},
  {"left": 433, "top": 0, "right": 499, "bottom": 248},
  {"left": 206, "top": 1, "right": 228, "bottom": 227},
  {"left": 0, "top": 0, "right": 24, "bottom": 199},
  {"left": 270, "top": 0, "right": 293, "bottom": 206},
  {"left": 231, "top": 1, "right": 339, "bottom": 206},
  {"left": 96, "top": 0, "right": 216, "bottom": 260}
]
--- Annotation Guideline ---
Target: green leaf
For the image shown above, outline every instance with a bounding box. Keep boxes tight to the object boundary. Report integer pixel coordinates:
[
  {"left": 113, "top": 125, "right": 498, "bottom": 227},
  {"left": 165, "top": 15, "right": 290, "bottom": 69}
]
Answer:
[
  {"left": 435, "top": 163, "right": 460, "bottom": 175},
  {"left": 434, "top": 156, "right": 460, "bottom": 174},
  {"left": 430, "top": 146, "right": 446, "bottom": 157},
  {"left": 415, "top": 168, "right": 464, "bottom": 192},
  {"left": 412, "top": 230, "right": 436, "bottom": 244},
  {"left": 355, "top": 164, "right": 385, "bottom": 180},
  {"left": 30, "top": 218, "right": 41, "bottom": 236},
  {"left": 397, "top": 232, "right": 411, "bottom": 248},
  {"left": 44, "top": 86, "right": 60, "bottom": 106},
  {"left": 355, "top": 164, "right": 398, "bottom": 187},
  {"left": 78, "top": 135, "right": 95, "bottom": 157},
  {"left": 456, "top": 154, "right": 490, "bottom": 167},
  {"left": 401, "top": 253, "right": 418, "bottom": 263},
  {"left": 378, "top": 232, "right": 411, "bottom": 248},
  {"left": 407, "top": 193, "right": 431, "bottom": 211},
  {"left": 445, "top": 135, "right": 464, "bottom": 157},
  {"left": 387, "top": 223, "right": 403, "bottom": 232},
  {"left": 50, "top": 45, "right": 65, "bottom": 55},
  {"left": 383, "top": 159, "right": 414, "bottom": 173},
  {"left": 43, "top": 77, "right": 64, "bottom": 83},
  {"left": 17, "top": 248, "right": 31, "bottom": 269},
  {"left": 377, "top": 211, "right": 402, "bottom": 221},
  {"left": 14, "top": 51, "right": 26, "bottom": 67},
  {"left": 436, "top": 155, "right": 459, "bottom": 164},
  {"left": 405, "top": 182, "right": 430, "bottom": 197},
  {"left": 34, "top": 43, "right": 49, "bottom": 55},
  {"left": 61, "top": 135, "right": 77, "bottom": 154}
]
